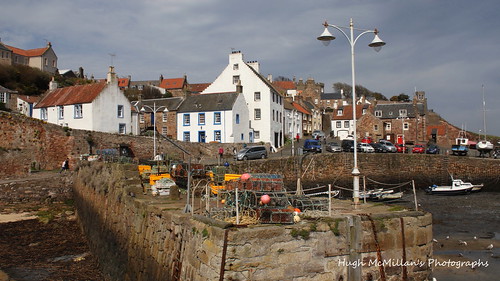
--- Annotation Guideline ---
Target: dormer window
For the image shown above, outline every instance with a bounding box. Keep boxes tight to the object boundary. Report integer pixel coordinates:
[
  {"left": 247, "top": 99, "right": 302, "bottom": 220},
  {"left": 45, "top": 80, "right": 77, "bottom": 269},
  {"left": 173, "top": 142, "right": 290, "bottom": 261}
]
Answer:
[
  {"left": 375, "top": 110, "right": 382, "bottom": 117},
  {"left": 337, "top": 109, "right": 343, "bottom": 116},
  {"left": 399, "top": 109, "right": 407, "bottom": 117}
]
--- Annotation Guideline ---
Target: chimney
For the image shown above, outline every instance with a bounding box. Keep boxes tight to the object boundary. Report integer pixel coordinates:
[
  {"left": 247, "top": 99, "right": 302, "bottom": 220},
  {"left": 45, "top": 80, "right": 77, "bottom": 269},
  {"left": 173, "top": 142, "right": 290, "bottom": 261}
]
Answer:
[
  {"left": 236, "top": 80, "right": 243, "bottom": 93},
  {"left": 267, "top": 74, "right": 273, "bottom": 82},
  {"left": 49, "top": 77, "right": 58, "bottom": 90},
  {"left": 78, "top": 67, "right": 84, "bottom": 78},
  {"left": 106, "top": 66, "right": 117, "bottom": 84},
  {"left": 247, "top": 60, "right": 260, "bottom": 73}
]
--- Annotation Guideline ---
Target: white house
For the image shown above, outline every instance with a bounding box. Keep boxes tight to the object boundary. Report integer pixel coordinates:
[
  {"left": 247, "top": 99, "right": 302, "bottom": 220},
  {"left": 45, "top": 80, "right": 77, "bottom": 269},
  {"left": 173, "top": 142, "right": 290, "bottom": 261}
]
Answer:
[
  {"left": 33, "top": 66, "right": 132, "bottom": 134},
  {"left": 176, "top": 92, "right": 250, "bottom": 143},
  {"left": 201, "top": 51, "right": 284, "bottom": 148}
]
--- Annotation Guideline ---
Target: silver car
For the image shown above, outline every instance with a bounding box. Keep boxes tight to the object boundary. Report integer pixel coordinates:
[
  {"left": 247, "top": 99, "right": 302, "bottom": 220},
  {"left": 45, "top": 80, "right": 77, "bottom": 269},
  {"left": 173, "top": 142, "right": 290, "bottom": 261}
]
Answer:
[{"left": 234, "top": 146, "right": 268, "bottom": 161}]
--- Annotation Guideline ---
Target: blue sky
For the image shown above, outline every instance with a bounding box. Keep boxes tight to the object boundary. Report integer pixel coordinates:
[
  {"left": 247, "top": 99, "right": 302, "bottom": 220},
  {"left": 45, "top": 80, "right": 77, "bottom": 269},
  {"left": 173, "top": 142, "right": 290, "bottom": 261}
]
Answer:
[{"left": 2, "top": 0, "right": 499, "bottom": 136}]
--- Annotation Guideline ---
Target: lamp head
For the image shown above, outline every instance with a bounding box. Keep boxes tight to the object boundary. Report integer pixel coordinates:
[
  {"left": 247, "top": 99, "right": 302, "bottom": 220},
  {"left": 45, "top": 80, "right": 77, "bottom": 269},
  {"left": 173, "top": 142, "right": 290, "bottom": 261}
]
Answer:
[
  {"left": 163, "top": 107, "right": 169, "bottom": 112},
  {"left": 317, "top": 21, "right": 335, "bottom": 46},
  {"left": 368, "top": 29, "right": 386, "bottom": 52},
  {"left": 140, "top": 107, "right": 146, "bottom": 112}
]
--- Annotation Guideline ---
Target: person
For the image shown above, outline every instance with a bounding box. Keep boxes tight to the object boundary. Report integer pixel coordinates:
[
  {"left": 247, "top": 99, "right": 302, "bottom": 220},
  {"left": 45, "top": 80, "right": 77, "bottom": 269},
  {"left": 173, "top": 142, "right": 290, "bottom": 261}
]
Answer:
[
  {"left": 232, "top": 147, "right": 237, "bottom": 155},
  {"left": 60, "top": 158, "right": 69, "bottom": 173},
  {"left": 218, "top": 147, "right": 224, "bottom": 159},
  {"left": 296, "top": 133, "right": 300, "bottom": 142}
]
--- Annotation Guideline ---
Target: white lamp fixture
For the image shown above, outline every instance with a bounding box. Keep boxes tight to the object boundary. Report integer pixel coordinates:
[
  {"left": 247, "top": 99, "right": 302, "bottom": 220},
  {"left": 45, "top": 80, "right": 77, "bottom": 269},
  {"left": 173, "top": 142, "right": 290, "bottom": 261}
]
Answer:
[{"left": 317, "top": 18, "right": 386, "bottom": 206}]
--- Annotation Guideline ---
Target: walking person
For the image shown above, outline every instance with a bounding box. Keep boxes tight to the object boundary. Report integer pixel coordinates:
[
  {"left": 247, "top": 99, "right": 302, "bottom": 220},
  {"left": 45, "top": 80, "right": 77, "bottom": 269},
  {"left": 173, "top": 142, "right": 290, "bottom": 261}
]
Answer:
[
  {"left": 60, "top": 158, "right": 69, "bottom": 173},
  {"left": 218, "top": 147, "right": 224, "bottom": 165}
]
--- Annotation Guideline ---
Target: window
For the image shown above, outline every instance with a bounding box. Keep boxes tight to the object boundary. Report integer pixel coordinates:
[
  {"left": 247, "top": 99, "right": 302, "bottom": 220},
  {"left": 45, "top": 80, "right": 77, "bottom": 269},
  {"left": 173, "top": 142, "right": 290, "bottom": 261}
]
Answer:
[
  {"left": 198, "top": 113, "right": 205, "bottom": 125},
  {"left": 52, "top": 60, "right": 56, "bottom": 67},
  {"left": 374, "top": 124, "right": 379, "bottom": 131},
  {"left": 254, "top": 92, "right": 261, "bottom": 101},
  {"left": 233, "top": 63, "right": 239, "bottom": 70},
  {"left": 336, "top": 121, "right": 341, "bottom": 128},
  {"left": 58, "top": 106, "right": 64, "bottom": 119},
  {"left": 403, "top": 122, "right": 409, "bottom": 130},
  {"left": 254, "top": 108, "right": 261, "bottom": 120},
  {"left": 362, "top": 108, "right": 367, "bottom": 115},
  {"left": 375, "top": 110, "right": 382, "bottom": 117},
  {"left": 162, "top": 112, "right": 167, "bottom": 122},
  {"left": 385, "top": 122, "right": 391, "bottom": 131},
  {"left": 117, "top": 105, "right": 124, "bottom": 118},
  {"left": 232, "top": 75, "right": 240, "bottom": 84},
  {"left": 399, "top": 109, "right": 407, "bottom": 117},
  {"left": 0, "top": 93, "right": 5, "bottom": 103},
  {"left": 254, "top": 131, "right": 260, "bottom": 139},
  {"left": 41, "top": 108, "right": 48, "bottom": 120},
  {"left": 272, "top": 110, "right": 275, "bottom": 121},
  {"left": 119, "top": 123, "right": 126, "bottom": 134},
  {"left": 140, "top": 114, "right": 145, "bottom": 123},
  {"left": 44, "top": 58, "right": 48, "bottom": 66},
  {"left": 183, "top": 114, "right": 190, "bottom": 126},
  {"left": 344, "top": 121, "right": 350, "bottom": 128},
  {"left": 214, "top": 112, "right": 221, "bottom": 124},
  {"left": 314, "top": 98, "right": 318, "bottom": 104},
  {"left": 183, "top": 132, "right": 190, "bottom": 142},
  {"left": 241, "top": 133, "right": 244, "bottom": 140},
  {"left": 214, "top": 130, "right": 221, "bottom": 142},
  {"left": 162, "top": 126, "right": 167, "bottom": 135},
  {"left": 74, "top": 104, "right": 83, "bottom": 118},
  {"left": 236, "top": 114, "right": 240, "bottom": 124},
  {"left": 337, "top": 109, "right": 343, "bottom": 116},
  {"left": 272, "top": 93, "right": 275, "bottom": 103}
]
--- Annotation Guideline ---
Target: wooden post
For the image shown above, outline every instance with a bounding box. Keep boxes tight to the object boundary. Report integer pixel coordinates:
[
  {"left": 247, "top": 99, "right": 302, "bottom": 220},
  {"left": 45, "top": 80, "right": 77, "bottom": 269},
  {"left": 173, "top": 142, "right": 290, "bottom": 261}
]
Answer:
[{"left": 412, "top": 180, "right": 418, "bottom": 211}]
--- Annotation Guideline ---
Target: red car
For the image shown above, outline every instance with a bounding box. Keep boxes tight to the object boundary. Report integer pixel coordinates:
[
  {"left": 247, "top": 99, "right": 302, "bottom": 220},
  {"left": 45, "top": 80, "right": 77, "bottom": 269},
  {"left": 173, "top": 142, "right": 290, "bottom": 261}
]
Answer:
[
  {"left": 412, "top": 144, "right": 425, "bottom": 154},
  {"left": 395, "top": 143, "right": 408, "bottom": 153},
  {"left": 361, "top": 137, "right": 373, "bottom": 144}
]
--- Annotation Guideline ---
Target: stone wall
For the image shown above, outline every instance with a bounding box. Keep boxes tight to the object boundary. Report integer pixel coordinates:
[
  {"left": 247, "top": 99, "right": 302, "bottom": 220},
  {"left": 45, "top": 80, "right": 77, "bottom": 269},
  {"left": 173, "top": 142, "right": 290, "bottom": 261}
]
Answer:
[
  {"left": 229, "top": 153, "right": 500, "bottom": 190},
  {"left": 73, "top": 162, "right": 433, "bottom": 281},
  {"left": 0, "top": 111, "right": 245, "bottom": 179}
]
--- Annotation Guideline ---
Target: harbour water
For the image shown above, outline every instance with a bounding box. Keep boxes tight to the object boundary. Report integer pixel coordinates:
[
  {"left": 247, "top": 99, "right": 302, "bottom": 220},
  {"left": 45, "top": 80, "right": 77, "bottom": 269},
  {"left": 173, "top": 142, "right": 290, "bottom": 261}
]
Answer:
[{"left": 394, "top": 188, "right": 500, "bottom": 281}]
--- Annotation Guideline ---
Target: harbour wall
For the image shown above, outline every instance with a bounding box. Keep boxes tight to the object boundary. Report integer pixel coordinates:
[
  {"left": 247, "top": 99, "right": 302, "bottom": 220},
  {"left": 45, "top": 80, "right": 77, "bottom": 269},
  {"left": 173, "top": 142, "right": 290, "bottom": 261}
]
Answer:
[{"left": 73, "top": 162, "right": 433, "bottom": 281}]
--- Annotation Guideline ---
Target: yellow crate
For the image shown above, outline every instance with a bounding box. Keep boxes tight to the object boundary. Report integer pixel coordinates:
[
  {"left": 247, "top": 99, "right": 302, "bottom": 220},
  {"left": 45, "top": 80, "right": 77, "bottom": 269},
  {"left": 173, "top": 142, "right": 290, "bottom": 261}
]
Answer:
[{"left": 149, "top": 173, "right": 171, "bottom": 186}]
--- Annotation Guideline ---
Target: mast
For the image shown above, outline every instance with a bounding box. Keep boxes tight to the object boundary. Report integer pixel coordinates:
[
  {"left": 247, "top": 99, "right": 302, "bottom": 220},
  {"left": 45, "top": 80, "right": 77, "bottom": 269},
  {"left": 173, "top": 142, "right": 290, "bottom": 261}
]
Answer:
[{"left": 481, "top": 85, "right": 487, "bottom": 140}]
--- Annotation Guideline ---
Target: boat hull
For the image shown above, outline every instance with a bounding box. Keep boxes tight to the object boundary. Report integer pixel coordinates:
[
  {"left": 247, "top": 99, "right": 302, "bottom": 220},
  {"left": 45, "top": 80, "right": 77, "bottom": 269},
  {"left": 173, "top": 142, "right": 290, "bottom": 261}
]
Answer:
[{"left": 425, "top": 186, "right": 473, "bottom": 195}]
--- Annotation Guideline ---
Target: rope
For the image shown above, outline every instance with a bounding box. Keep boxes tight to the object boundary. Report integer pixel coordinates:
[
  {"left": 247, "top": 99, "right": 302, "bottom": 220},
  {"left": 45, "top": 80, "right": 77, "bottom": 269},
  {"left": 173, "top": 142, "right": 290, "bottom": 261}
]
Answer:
[{"left": 365, "top": 177, "right": 412, "bottom": 186}]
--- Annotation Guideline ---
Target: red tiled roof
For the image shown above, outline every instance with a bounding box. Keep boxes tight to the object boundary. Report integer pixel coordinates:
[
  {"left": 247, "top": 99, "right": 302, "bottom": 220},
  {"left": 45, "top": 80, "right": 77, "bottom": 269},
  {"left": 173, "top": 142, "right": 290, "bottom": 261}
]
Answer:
[
  {"left": 118, "top": 78, "right": 129, "bottom": 88},
  {"left": 292, "top": 102, "right": 310, "bottom": 115},
  {"left": 159, "top": 78, "right": 185, "bottom": 89},
  {"left": 6, "top": 45, "right": 49, "bottom": 57},
  {"left": 35, "top": 82, "right": 107, "bottom": 108},
  {"left": 190, "top": 83, "right": 211, "bottom": 93},
  {"left": 17, "top": 95, "right": 40, "bottom": 103},
  {"left": 332, "top": 104, "right": 364, "bottom": 120},
  {"left": 273, "top": 81, "right": 296, "bottom": 90}
]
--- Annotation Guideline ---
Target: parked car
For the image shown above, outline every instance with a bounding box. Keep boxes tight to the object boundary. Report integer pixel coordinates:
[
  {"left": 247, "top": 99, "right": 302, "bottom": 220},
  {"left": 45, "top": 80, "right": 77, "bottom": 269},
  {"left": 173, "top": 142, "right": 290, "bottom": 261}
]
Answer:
[
  {"left": 379, "top": 140, "right": 397, "bottom": 153},
  {"left": 311, "top": 130, "right": 325, "bottom": 140},
  {"left": 412, "top": 144, "right": 425, "bottom": 154},
  {"left": 358, "top": 143, "right": 375, "bottom": 153},
  {"left": 326, "top": 142, "right": 342, "bottom": 153},
  {"left": 370, "top": 143, "right": 388, "bottom": 153},
  {"left": 303, "top": 139, "right": 322, "bottom": 153},
  {"left": 234, "top": 146, "right": 268, "bottom": 160},
  {"left": 395, "top": 143, "right": 408, "bottom": 153},
  {"left": 426, "top": 144, "right": 440, "bottom": 154},
  {"left": 341, "top": 139, "right": 355, "bottom": 152}
]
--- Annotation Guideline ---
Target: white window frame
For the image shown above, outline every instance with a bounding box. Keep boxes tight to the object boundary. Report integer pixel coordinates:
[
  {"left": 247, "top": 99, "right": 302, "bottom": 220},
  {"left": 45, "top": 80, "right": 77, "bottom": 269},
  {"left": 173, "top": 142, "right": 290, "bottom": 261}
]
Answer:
[
  {"left": 254, "top": 131, "right": 260, "bottom": 139},
  {"left": 41, "top": 108, "right": 48, "bottom": 120},
  {"left": 119, "top": 123, "right": 126, "bottom": 134},
  {"left": 254, "top": 108, "right": 261, "bottom": 120},
  {"left": 232, "top": 75, "right": 240, "bottom": 85},
  {"left": 254, "top": 92, "right": 261, "bottom": 101},
  {"left": 183, "top": 114, "right": 190, "bottom": 126},
  {"left": 162, "top": 112, "right": 167, "bottom": 122},
  {"left": 117, "top": 105, "right": 124, "bottom": 118},
  {"left": 375, "top": 110, "right": 382, "bottom": 117},
  {"left": 58, "top": 106, "right": 64, "bottom": 119},
  {"left": 74, "top": 104, "right": 83, "bottom": 118}
]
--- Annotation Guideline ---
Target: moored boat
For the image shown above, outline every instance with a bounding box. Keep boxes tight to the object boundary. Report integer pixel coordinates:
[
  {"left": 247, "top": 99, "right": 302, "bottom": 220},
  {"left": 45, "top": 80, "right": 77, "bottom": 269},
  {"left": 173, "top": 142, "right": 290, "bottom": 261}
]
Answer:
[{"left": 426, "top": 178, "right": 482, "bottom": 195}]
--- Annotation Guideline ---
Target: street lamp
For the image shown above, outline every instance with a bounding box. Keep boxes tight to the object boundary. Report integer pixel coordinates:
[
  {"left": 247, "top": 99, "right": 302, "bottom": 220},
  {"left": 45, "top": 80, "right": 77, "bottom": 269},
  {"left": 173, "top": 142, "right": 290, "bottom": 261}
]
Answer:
[
  {"left": 288, "top": 110, "right": 298, "bottom": 156},
  {"left": 317, "top": 18, "right": 385, "bottom": 206},
  {"left": 398, "top": 115, "right": 408, "bottom": 151},
  {"left": 140, "top": 102, "right": 169, "bottom": 159}
]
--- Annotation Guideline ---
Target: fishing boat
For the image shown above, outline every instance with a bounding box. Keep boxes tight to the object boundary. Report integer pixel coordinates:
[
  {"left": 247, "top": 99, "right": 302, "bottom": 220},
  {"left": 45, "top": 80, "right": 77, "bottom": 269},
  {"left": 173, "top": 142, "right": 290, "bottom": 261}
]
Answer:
[
  {"left": 426, "top": 176, "right": 483, "bottom": 195},
  {"left": 359, "top": 188, "right": 403, "bottom": 201},
  {"left": 477, "top": 85, "right": 494, "bottom": 157}
]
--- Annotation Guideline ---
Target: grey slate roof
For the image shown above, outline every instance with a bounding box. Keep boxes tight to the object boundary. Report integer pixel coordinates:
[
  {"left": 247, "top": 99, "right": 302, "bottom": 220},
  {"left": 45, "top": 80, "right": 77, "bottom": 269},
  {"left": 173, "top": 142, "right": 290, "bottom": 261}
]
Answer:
[
  {"left": 0, "top": 85, "right": 17, "bottom": 93},
  {"left": 132, "top": 97, "right": 184, "bottom": 112},
  {"left": 177, "top": 92, "right": 239, "bottom": 113},
  {"left": 321, "top": 92, "right": 342, "bottom": 100},
  {"left": 373, "top": 103, "right": 421, "bottom": 119}
]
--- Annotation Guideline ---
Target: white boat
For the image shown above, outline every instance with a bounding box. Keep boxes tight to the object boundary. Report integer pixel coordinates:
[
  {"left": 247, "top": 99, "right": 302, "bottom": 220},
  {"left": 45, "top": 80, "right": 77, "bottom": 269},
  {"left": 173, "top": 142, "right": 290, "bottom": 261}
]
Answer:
[
  {"left": 477, "top": 85, "right": 494, "bottom": 156},
  {"left": 426, "top": 176, "right": 483, "bottom": 195},
  {"left": 360, "top": 188, "right": 403, "bottom": 201}
]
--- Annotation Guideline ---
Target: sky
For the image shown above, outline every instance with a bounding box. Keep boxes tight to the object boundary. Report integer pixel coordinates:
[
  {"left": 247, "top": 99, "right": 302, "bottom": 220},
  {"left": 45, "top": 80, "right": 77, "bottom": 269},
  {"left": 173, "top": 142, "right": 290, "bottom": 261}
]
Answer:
[{"left": 2, "top": 0, "right": 500, "bottom": 137}]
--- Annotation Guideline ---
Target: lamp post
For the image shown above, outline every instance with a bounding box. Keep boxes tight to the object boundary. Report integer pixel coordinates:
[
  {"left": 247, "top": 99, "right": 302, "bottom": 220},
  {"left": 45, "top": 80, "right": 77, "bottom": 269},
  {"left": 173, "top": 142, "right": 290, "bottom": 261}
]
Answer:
[
  {"left": 318, "top": 18, "right": 385, "bottom": 205},
  {"left": 140, "top": 102, "right": 169, "bottom": 159},
  {"left": 398, "top": 115, "right": 408, "bottom": 151}
]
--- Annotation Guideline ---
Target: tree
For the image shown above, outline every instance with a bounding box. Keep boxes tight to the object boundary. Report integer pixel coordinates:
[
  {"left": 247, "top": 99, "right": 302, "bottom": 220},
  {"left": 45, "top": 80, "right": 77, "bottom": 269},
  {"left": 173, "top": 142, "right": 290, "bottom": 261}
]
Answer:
[
  {"left": 0, "top": 64, "right": 51, "bottom": 95},
  {"left": 124, "top": 85, "right": 164, "bottom": 101},
  {"left": 390, "top": 93, "right": 411, "bottom": 102},
  {"left": 332, "top": 82, "right": 388, "bottom": 100}
]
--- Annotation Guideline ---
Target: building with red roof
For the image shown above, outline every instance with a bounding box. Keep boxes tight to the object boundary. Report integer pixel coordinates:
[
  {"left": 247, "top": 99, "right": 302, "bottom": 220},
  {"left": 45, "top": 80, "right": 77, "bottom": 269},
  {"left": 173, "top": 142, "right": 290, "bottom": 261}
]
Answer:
[{"left": 2, "top": 41, "right": 58, "bottom": 74}]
